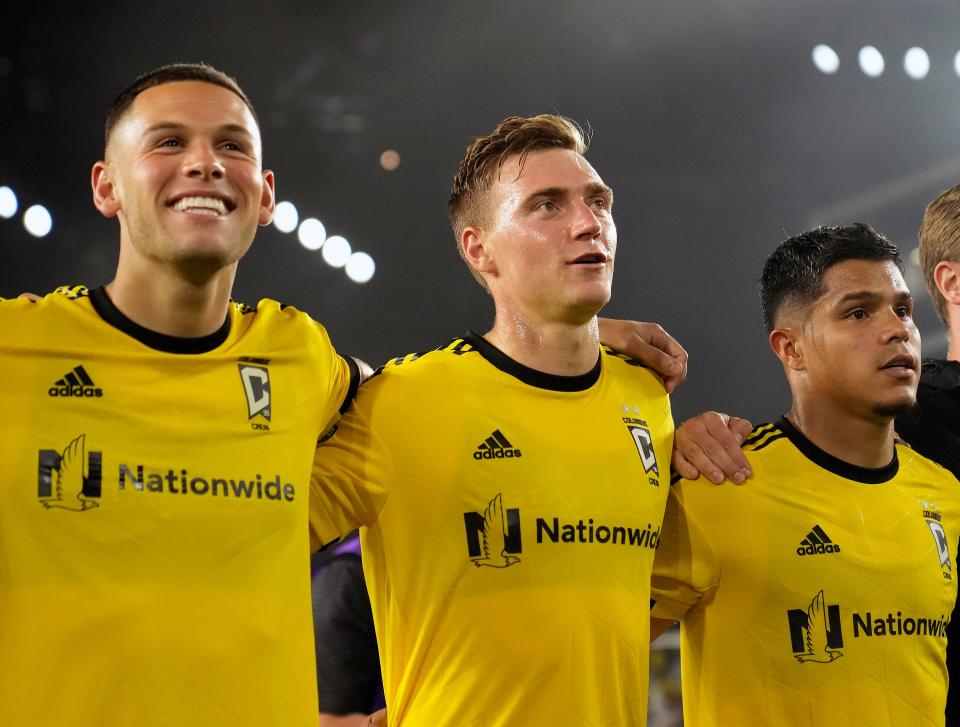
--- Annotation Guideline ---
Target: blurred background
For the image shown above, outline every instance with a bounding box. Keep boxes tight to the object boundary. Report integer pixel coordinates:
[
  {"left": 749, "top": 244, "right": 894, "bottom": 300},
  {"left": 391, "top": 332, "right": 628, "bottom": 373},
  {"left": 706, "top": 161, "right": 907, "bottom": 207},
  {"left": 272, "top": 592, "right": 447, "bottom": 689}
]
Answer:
[
  {"left": 7, "top": 2, "right": 959, "bottom": 723},
  {"left": 5, "top": 1, "right": 959, "bottom": 424}
]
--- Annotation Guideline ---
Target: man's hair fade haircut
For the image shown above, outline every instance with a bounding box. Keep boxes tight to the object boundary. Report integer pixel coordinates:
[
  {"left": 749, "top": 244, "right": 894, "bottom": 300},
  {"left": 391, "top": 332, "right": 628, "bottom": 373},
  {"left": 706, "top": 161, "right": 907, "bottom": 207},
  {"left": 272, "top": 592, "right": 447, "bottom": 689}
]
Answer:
[
  {"left": 918, "top": 182, "right": 960, "bottom": 325},
  {"left": 448, "top": 114, "right": 589, "bottom": 286},
  {"left": 104, "top": 62, "right": 258, "bottom": 149},
  {"left": 759, "top": 223, "right": 903, "bottom": 332}
]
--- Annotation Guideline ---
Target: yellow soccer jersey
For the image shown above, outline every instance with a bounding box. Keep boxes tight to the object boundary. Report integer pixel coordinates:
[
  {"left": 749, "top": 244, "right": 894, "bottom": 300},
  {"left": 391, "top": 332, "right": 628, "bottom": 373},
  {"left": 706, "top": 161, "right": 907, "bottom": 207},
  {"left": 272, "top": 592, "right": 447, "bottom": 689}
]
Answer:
[
  {"left": 651, "top": 418, "right": 960, "bottom": 727},
  {"left": 312, "top": 332, "right": 674, "bottom": 727},
  {"left": 0, "top": 285, "right": 364, "bottom": 727}
]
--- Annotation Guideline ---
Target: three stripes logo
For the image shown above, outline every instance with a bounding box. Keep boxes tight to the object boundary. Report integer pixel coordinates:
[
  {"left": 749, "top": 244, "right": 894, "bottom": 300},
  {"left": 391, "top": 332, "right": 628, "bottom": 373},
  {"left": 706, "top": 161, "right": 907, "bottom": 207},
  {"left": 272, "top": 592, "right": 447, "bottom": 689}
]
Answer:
[
  {"left": 797, "top": 524, "right": 841, "bottom": 556},
  {"left": 473, "top": 429, "right": 522, "bottom": 460},
  {"left": 48, "top": 364, "right": 102, "bottom": 398}
]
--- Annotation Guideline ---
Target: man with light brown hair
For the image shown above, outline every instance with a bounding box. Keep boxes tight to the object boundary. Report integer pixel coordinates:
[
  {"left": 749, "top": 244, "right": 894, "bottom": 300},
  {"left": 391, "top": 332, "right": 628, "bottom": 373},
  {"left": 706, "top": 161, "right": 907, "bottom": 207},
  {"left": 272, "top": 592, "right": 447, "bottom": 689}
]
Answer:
[
  {"left": 313, "top": 113, "right": 675, "bottom": 726},
  {"left": 895, "top": 182, "right": 960, "bottom": 724}
]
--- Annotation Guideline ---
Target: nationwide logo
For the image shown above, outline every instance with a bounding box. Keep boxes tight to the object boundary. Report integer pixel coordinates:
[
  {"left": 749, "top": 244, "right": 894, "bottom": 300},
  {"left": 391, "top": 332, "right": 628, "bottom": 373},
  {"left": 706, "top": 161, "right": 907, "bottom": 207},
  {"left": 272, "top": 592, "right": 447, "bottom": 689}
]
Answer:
[
  {"left": 37, "top": 434, "right": 102, "bottom": 511},
  {"left": 238, "top": 357, "right": 271, "bottom": 431},
  {"left": 786, "top": 589, "right": 950, "bottom": 663},
  {"left": 787, "top": 590, "right": 844, "bottom": 663},
  {"left": 462, "top": 494, "right": 661, "bottom": 568},
  {"left": 463, "top": 493, "right": 522, "bottom": 567},
  {"left": 622, "top": 410, "right": 659, "bottom": 485},
  {"left": 473, "top": 429, "right": 522, "bottom": 460},
  {"left": 797, "top": 524, "right": 841, "bottom": 556},
  {"left": 48, "top": 365, "right": 103, "bottom": 398}
]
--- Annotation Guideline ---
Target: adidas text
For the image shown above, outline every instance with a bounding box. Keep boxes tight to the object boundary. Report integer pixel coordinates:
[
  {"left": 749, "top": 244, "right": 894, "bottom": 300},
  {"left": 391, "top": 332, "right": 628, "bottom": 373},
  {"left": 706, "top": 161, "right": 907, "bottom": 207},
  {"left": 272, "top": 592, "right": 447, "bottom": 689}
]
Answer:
[
  {"left": 473, "top": 448, "right": 522, "bottom": 460},
  {"left": 797, "top": 542, "right": 841, "bottom": 556},
  {"left": 48, "top": 385, "right": 103, "bottom": 398}
]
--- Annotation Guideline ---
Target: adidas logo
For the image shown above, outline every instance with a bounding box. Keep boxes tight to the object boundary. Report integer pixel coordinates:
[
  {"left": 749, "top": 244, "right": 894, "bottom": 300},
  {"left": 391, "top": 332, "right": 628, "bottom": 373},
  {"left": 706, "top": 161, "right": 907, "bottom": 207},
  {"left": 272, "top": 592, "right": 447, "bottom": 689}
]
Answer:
[
  {"left": 48, "top": 365, "right": 103, "bottom": 398},
  {"left": 473, "top": 429, "right": 522, "bottom": 460},
  {"left": 797, "top": 524, "right": 841, "bottom": 556}
]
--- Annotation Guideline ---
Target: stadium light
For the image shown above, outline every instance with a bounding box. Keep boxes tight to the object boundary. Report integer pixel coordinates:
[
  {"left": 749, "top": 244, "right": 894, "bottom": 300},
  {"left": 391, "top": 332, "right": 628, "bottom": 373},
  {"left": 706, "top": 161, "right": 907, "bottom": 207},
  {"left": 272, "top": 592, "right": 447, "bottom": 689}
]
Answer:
[
  {"left": 811, "top": 45, "right": 840, "bottom": 75},
  {"left": 23, "top": 204, "right": 53, "bottom": 238}
]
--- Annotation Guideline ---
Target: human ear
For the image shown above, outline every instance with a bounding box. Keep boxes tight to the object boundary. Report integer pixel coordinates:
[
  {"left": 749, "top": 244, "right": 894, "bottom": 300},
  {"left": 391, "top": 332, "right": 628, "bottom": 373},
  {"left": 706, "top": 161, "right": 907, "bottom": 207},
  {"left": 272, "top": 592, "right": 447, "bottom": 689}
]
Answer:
[{"left": 91, "top": 162, "right": 121, "bottom": 218}]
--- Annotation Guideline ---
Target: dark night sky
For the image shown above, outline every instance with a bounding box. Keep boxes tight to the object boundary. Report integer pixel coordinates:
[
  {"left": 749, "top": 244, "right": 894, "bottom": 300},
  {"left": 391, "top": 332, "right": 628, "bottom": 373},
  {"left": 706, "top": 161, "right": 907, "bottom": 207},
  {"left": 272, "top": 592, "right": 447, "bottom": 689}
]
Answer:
[{"left": 4, "top": 0, "right": 959, "bottom": 422}]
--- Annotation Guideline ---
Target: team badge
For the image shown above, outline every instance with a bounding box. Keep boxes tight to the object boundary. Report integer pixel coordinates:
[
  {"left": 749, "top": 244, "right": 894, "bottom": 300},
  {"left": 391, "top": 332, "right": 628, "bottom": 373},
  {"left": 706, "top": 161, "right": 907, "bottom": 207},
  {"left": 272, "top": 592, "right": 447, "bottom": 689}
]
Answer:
[
  {"left": 922, "top": 501, "right": 952, "bottom": 580},
  {"left": 238, "top": 357, "right": 271, "bottom": 431}
]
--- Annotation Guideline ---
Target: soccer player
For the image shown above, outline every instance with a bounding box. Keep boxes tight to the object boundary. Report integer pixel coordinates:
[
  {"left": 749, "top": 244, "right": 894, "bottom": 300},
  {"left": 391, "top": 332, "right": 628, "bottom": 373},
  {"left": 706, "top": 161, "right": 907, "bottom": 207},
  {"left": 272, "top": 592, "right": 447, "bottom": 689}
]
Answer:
[
  {"left": 650, "top": 223, "right": 960, "bottom": 726},
  {"left": 312, "top": 114, "right": 674, "bottom": 726},
  {"left": 0, "top": 63, "right": 370, "bottom": 726},
  {"left": 896, "top": 184, "right": 960, "bottom": 723},
  {"left": 0, "top": 64, "right": 693, "bottom": 727}
]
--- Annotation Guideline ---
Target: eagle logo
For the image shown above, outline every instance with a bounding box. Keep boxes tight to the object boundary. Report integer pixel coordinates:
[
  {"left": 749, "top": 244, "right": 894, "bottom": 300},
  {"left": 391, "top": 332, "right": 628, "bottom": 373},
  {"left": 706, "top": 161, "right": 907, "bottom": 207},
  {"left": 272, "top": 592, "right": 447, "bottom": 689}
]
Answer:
[
  {"left": 470, "top": 493, "right": 521, "bottom": 568},
  {"left": 794, "top": 590, "right": 843, "bottom": 663},
  {"left": 38, "top": 434, "right": 101, "bottom": 512}
]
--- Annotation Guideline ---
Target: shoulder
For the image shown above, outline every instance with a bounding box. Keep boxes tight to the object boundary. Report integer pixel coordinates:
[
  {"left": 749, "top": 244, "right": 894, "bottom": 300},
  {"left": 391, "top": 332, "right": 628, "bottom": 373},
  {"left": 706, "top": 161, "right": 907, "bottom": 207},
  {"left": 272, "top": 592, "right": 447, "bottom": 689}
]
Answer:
[
  {"left": 369, "top": 336, "right": 476, "bottom": 380},
  {"left": 600, "top": 345, "right": 669, "bottom": 398},
  {"left": 0, "top": 284, "right": 92, "bottom": 318},
  {"left": 232, "top": 297, "right": 338, "bottom": 349},
  {"left": 898, "top": 444, "right": 960, "bottom": 486}
]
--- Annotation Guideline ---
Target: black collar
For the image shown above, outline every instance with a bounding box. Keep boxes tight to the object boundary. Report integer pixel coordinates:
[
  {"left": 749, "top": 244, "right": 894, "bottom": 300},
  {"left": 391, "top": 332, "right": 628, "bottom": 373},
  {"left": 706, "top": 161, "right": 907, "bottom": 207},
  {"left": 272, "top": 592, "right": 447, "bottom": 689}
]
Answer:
[
  {"left": 465, "top": 330, "right": 601, "bottom": 392},
  {"left": 89, "top": 286, "right": 231, "bottom": 354},
  {"left": 777, "top": 416, "right": 899, "bottom": 484}
]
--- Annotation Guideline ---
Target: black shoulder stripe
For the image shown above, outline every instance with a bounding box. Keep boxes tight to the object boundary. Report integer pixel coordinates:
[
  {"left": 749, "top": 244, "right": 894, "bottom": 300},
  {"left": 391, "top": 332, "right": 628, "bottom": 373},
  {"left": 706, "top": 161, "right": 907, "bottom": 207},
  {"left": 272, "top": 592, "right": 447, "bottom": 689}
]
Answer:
[
  {"left": 751, "top": 432, "right": 787, "bottom": 452},
  {"left": 339, "top": 355, "right": 361, "bottom": 414},
  {"left": 742, "top": 423, "right": 777, "bottom": 448}
]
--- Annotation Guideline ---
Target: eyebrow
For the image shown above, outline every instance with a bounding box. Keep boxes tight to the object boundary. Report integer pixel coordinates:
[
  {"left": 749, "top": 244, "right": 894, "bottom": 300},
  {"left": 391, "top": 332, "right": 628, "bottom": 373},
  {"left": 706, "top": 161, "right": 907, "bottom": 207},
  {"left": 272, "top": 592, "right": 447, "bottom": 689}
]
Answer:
[
  {"left": 141, "top": 122, "right": 254, "bottom": 139},
  {"left": 523, "top": 182, "right": 614, "bottom": 206},
  {"left": 834, "top": 290, "right": 913, "bottom": 306}
]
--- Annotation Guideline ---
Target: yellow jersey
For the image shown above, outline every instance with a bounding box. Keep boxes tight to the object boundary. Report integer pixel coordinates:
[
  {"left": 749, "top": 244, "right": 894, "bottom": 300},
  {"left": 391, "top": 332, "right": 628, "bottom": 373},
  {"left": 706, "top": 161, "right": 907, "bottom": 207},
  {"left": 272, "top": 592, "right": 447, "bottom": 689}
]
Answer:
[
  {"left": 651, "top": 418, "right": 960, "bottom": 727},
  {"left": 312, "top": 332, "right": 674, "bottom": 726},
  {"left": 0, "top": 285, "right": 360, "bottom": 727}
]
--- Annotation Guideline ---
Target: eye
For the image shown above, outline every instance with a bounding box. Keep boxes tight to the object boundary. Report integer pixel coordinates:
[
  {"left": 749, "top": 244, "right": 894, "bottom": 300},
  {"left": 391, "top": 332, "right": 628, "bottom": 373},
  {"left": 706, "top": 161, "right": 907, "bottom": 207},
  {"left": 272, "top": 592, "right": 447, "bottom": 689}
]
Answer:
[
  {"left": 537, "top": 200, "right": 557, "bottom": 212},
  {"left": 848, "top": 309, "right": 868, "bottom": 320},
  {"left": 895, "top": 305, "right": 911, "bottom": 318},
  {"left": 592, "top": 197, "right": 610, "bottom": 211},
  {"left": 158, "top": 138, "right": 181, "bottom": 148},
  {"left": 222, "top": 141, "right": 243, "bottom": 152}
]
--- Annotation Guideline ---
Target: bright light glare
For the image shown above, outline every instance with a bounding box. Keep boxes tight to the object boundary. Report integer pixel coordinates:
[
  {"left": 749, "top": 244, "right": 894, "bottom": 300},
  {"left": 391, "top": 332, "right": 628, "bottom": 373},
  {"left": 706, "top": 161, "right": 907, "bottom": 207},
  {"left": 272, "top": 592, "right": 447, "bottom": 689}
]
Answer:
[
  {"left": 345, "top": 252, "right": 376, "bottom": 283},
  {"left": 23, "top": 204, "right": 52, "bottom": 237},
  {"left": 273, "top": 201, "right": 299, "bottom": 233},
  {"left": 955, "top": 50, "right": 960, "bottom": 77},
  {"left": 0, "top": 186, "right": 17, "bottom": 219},
  {"left": 321, "top": 235, "right": 352, "bottom": 268},
  {"left": 858, "top": 46, "right": 885, "bottom": 77},
  {"left": 298, "top": 218, "right": 327, "bottom": 250},
  {"left": 811, "top": 45, "right": 840, "bottom": 74},
  {"left": 904, "top": 47, "right": 930, "bottom": 79}
]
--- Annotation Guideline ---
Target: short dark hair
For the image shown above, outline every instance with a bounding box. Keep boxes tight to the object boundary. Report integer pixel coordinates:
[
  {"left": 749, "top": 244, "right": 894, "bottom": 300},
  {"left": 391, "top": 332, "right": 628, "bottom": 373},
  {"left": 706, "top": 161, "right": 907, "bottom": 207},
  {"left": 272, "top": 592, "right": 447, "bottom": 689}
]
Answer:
[
  {"left": 448, "top": 114, "right": 588, "bottom": 287},
  {"left": 104, "top": 63, "right": 258, "bottom": 148},
  {"left": 759, "top": 223, "right": 903, "bottom": 332}
]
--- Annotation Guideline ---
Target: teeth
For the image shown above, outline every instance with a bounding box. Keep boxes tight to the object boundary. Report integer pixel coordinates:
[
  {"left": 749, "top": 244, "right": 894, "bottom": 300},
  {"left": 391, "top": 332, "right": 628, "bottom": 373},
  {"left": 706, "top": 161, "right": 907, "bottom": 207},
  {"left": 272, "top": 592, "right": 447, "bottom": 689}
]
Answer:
[{"left": 173, "top": 196, "right": 228, "bottom": 215}]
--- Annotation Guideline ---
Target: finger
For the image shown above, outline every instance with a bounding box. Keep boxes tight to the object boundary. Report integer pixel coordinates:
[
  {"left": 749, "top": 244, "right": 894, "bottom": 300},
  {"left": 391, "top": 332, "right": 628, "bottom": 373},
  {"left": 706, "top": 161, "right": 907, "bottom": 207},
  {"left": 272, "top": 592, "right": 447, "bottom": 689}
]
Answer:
[
  {"left": 695, "top": 415, "right": 752, "bottom": 481},
  {"left": 675, "top": 438, "right": 726, "bottom": 484},
  {"left": 670, "top": 450, "right": 700, "bottom": 481},
  {"left": 18, "top": 292, "right": 40, "bottom": 302},
  {"left": 643, "top": 325, "right": 688, "bottom": 369},
  {"left": 628, "top": 337, "right": 684, "bottom": 387},
  {"left": 727, "top": 416, "right": 754, "bottom": 443}
]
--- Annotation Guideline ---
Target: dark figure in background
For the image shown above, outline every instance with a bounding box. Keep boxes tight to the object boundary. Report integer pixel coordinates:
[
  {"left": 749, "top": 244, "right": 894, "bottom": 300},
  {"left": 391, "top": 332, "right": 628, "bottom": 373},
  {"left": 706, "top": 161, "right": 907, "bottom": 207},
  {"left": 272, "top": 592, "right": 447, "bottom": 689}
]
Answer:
[{"left": 312, "top": 532, "right": 385, "bottom": 727}]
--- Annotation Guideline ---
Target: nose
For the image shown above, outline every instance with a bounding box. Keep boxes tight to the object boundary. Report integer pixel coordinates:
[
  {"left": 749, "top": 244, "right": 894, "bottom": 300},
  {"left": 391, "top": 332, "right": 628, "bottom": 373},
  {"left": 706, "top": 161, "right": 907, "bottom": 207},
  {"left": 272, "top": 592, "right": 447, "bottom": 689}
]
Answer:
[
  {"left": 571, "top": 198, "right": 602, "bottom": 240},
  {"left": 883, "top": 308, "right": 915, "bottom": 344},
  {"left": 182, "top": 144, "right": 225, "bottom": 180}
]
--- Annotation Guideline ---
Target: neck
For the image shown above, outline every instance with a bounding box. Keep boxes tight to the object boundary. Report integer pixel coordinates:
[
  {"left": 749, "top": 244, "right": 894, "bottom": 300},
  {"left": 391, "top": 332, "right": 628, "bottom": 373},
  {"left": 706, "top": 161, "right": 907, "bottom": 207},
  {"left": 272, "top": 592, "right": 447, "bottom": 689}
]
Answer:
[
  {"left": 484, "top": 307, "right": 600, "bottom": 376},
  {"left": 948, "top": 336, "right": 960, "bottom": 363},
  {"left": 785, "top": 399, "right": 896, "bottom": 470},
  {"left": 107, "top": 256, "right": 236, "bottom": 338}
]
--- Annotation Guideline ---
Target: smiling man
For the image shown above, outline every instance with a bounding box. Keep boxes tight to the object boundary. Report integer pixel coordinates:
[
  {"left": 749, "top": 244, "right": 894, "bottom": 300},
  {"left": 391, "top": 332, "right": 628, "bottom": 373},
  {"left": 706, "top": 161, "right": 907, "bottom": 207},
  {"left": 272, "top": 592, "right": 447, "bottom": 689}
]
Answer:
[
  {"left": 0, "top": 64, "right": 366, "bottom": 727},
  {"left": 650, "top": 224, "right": 960, "bottom": 726},
  {"left": 312, "top": 115, "right": 674, "bottom": 726}
]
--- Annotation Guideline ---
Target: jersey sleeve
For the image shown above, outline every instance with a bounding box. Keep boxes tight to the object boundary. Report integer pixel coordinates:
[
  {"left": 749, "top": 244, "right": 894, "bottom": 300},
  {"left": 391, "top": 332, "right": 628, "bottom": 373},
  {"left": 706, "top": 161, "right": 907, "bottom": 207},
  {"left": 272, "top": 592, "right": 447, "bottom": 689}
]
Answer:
[
  {"left": 309, "top": 392, "right": 391, "bottom": 549},
  {"left": 650, "top": 483, "right": 721, "bottom": 621},
  {"left": 309, "top": 321, "right": 361, "bottom": 437}
]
